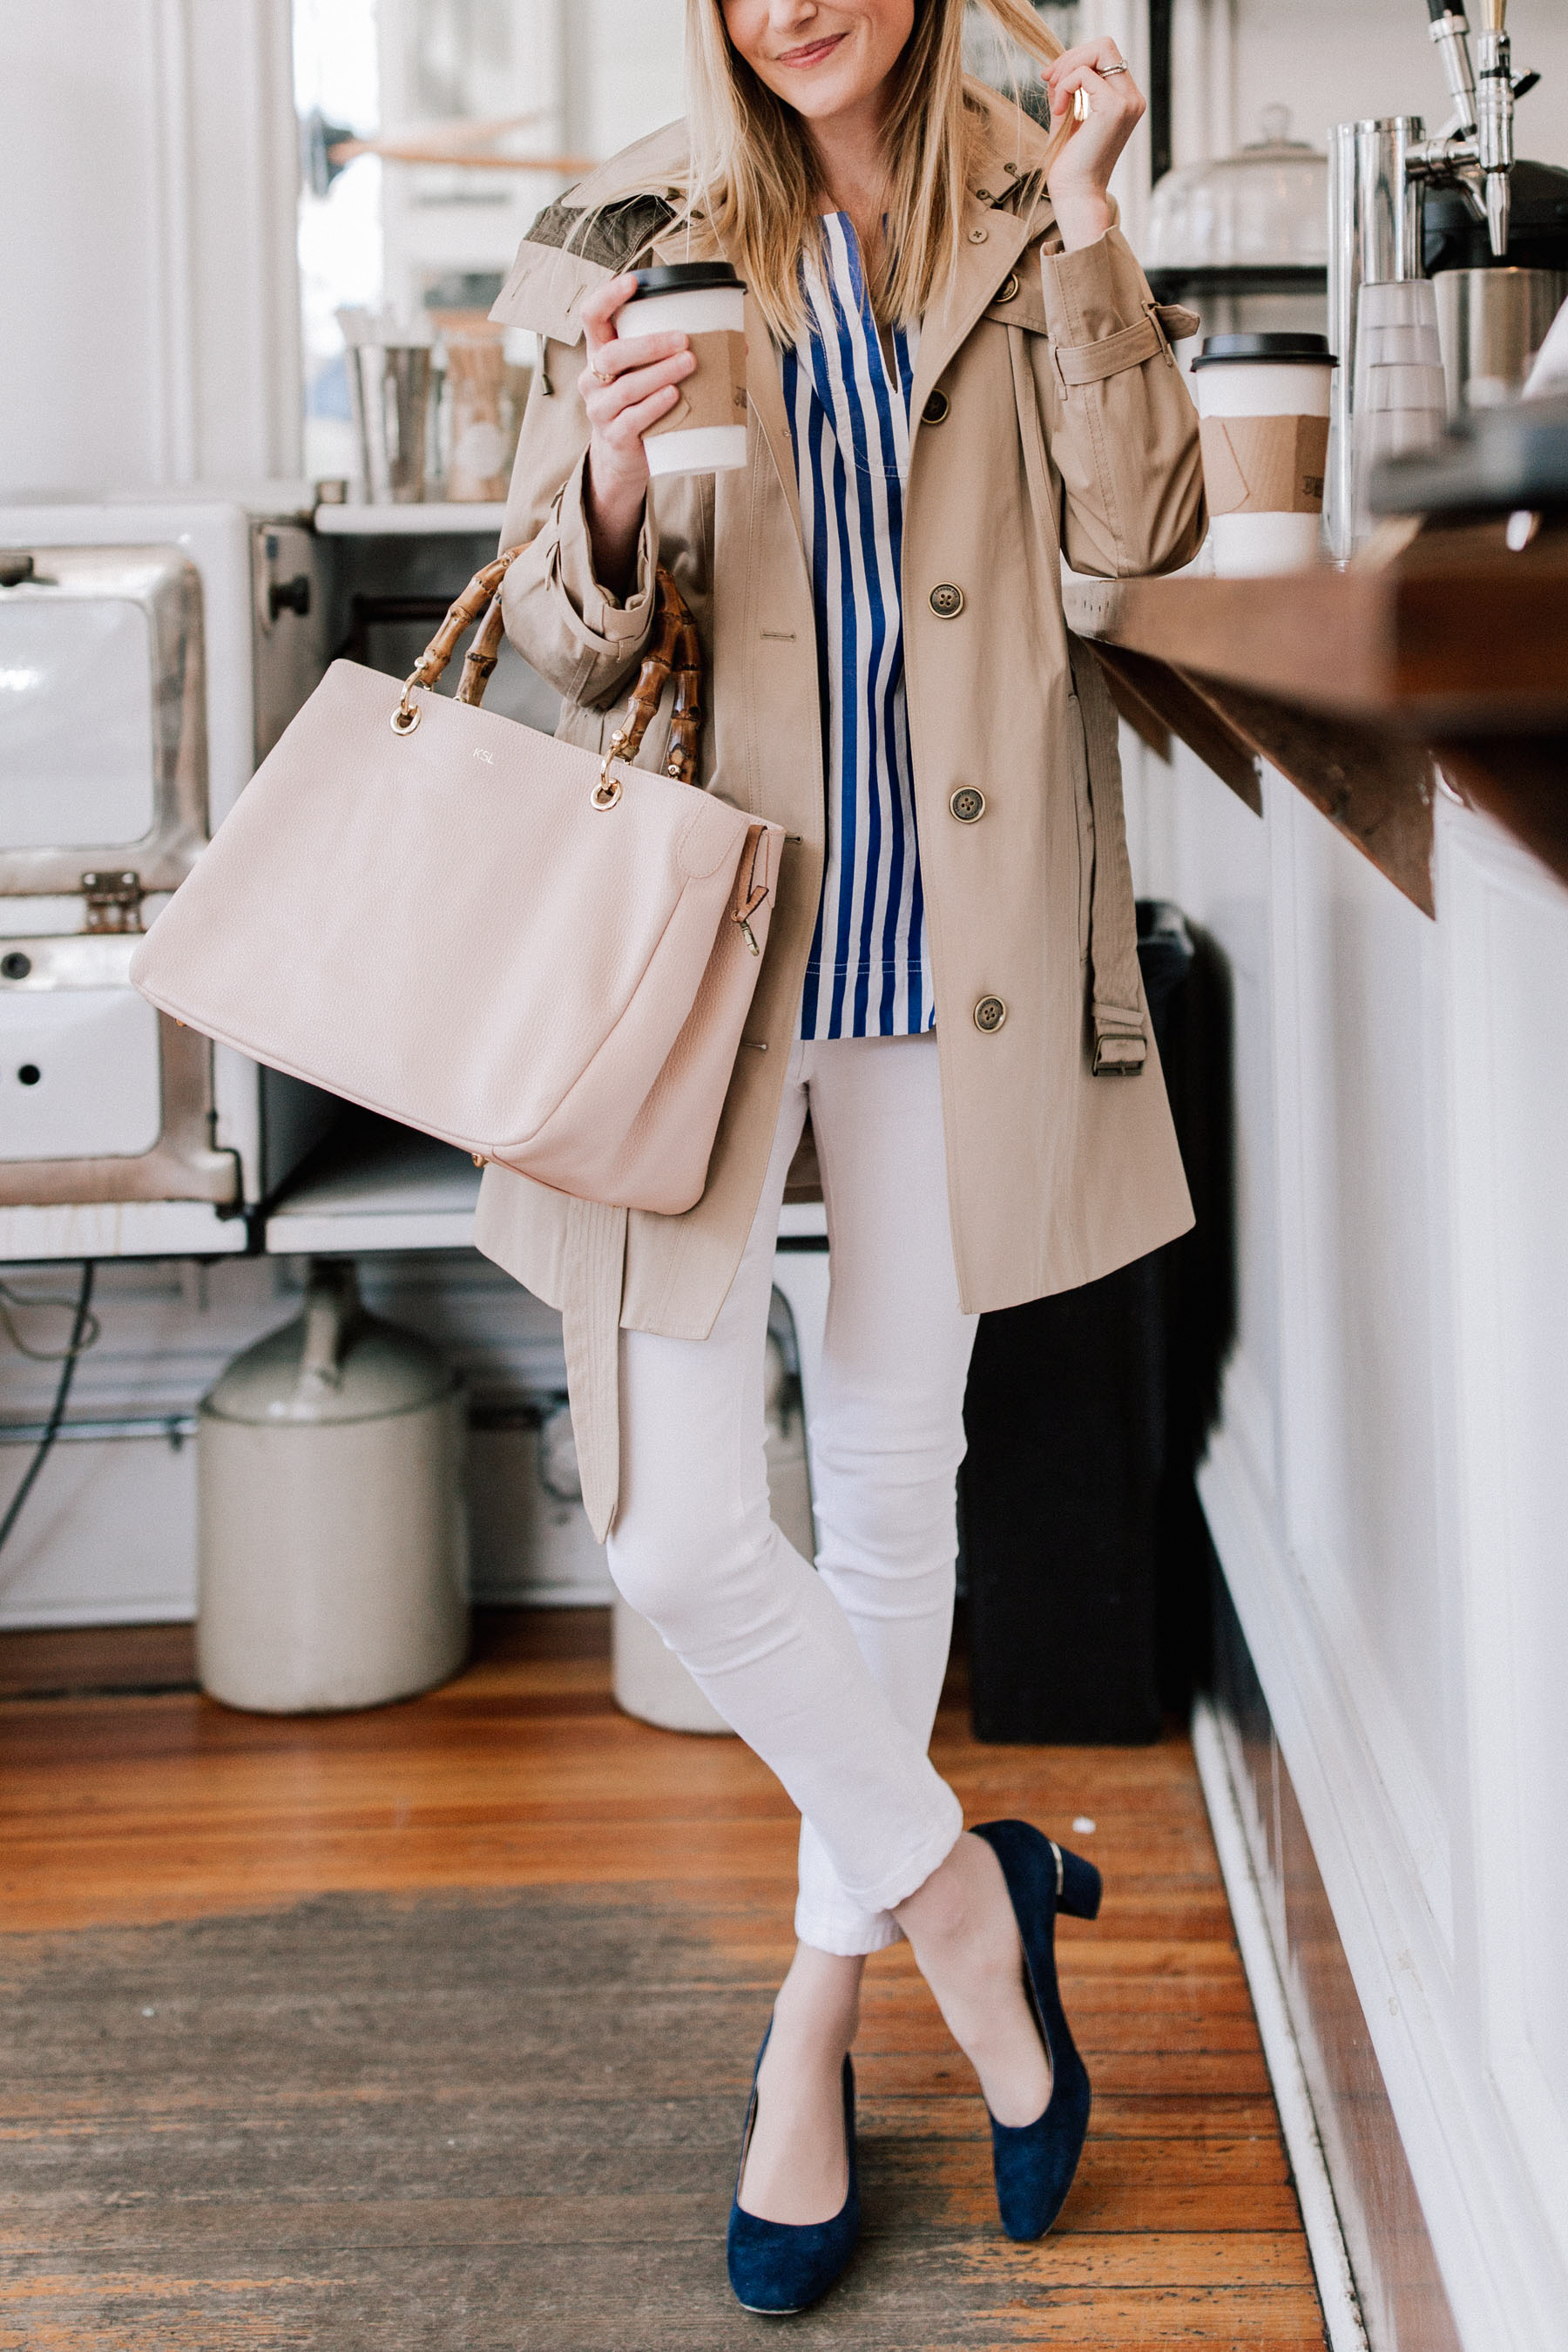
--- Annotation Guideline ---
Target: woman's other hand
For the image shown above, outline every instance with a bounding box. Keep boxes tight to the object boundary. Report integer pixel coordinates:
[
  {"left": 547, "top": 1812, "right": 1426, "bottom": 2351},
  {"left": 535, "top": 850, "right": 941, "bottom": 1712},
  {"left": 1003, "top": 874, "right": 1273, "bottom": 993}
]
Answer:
[
  {"left": 1040, "top": 40, "right": 1147, "bottom": 253},
  {"left": 578, "top": 272, "right": 696, "bottom": 595}
]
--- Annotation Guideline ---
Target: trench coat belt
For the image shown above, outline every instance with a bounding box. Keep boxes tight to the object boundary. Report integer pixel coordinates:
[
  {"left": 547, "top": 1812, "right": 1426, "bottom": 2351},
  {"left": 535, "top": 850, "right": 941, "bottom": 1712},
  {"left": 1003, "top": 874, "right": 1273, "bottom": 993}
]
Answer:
[{"left": 1068, "top": 634, "right": 1149, "bottom": 1079}]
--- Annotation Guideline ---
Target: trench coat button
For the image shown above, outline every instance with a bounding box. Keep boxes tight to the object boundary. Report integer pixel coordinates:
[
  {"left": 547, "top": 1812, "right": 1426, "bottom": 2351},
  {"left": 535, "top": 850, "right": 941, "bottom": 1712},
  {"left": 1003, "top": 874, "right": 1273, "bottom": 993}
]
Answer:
[
  {"left": 974, "top": 995, "right": 1007, "bottom": 1034},
  {"left": 995, "top": 270, "right": 1020, "bottom": 303},
  {"left": 950, "top": 786, "right": 986, "bottom": 823},
  {"left": 923, "top": 389, "right": 950, "bottom": 425},
  {"left": 929, "top": 581, "right": 965, "bottom": 618},
  {"left": 968, "top": 225, "right": 989, "bottom": 244}
]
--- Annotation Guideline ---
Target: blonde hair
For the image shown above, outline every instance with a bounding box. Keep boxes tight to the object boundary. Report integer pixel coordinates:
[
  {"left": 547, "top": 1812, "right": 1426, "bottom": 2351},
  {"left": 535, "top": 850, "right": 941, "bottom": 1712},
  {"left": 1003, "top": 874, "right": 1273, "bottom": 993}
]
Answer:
[{"left": 683, "top": 0, "right": 1067, "bottom": 339}]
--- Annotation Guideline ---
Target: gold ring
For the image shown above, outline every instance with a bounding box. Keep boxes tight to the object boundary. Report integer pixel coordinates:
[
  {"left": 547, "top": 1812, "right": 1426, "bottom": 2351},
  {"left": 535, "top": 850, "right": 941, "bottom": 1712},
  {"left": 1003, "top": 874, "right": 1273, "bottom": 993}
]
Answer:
[{"left": 592, "top": 366, "right": 614, "bottom": 383}]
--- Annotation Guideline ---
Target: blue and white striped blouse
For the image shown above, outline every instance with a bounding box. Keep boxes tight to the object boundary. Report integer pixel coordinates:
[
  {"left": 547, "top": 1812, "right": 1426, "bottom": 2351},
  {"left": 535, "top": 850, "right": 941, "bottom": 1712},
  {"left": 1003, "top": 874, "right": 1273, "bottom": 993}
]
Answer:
[{"left": 781, "top": 213, "right": 934, "bottom": 1040}]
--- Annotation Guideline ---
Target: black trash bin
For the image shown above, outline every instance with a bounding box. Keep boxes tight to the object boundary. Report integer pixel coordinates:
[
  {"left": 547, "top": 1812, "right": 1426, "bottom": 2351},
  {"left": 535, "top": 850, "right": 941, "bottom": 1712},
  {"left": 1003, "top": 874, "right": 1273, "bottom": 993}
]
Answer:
[{"left": 961, "top": 900, "right": 1227, "bottom": 1743}]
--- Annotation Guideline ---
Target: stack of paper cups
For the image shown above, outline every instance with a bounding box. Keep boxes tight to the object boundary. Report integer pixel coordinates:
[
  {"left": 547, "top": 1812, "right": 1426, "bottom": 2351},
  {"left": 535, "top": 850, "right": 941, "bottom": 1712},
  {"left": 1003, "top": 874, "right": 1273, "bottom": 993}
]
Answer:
[
  {"left": 1191, "top": 333, "right": 1336, "bottom": 575},
  {"left": 623, "top": 261, "right": 749, "bottom": 477},
  {"left": 1353, "top": 280, "right": 1446, "bottom": 537}
]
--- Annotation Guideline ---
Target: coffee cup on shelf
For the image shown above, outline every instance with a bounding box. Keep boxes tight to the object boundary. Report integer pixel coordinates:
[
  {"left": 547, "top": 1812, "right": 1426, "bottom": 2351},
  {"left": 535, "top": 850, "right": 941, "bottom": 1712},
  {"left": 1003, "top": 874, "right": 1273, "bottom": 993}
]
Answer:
[
  {"left": 1191, "top": 332, "right": 1336, "bottom": 576},
  {"left": 620, "top": 261, "right": 748, "bottom": 477}
]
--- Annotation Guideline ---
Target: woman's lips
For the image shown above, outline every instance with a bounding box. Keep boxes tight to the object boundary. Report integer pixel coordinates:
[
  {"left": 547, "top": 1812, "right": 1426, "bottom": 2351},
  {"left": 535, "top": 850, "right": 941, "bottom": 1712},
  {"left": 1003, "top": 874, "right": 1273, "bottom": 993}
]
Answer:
[{"left": 774, "top": 31, "right": 848, "bottom": 69}]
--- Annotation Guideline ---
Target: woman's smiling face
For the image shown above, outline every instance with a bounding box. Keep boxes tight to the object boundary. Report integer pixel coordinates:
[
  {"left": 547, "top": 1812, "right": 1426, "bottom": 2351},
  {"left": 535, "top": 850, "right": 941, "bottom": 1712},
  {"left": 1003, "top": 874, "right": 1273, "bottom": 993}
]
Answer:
[{"left": 720, "top": 0, "right": 917, "bottom": 125}]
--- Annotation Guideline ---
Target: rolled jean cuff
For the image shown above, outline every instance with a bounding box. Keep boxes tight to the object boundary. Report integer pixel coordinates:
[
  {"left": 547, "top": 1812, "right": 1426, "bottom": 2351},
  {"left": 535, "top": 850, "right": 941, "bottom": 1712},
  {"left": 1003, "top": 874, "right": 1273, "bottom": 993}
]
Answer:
[
  {"left": 793, "top": 1903, "right": 905, "bottom": 1960},
  {"left": 821, "top": 1789, "right": 965, "bottom": 1939}
]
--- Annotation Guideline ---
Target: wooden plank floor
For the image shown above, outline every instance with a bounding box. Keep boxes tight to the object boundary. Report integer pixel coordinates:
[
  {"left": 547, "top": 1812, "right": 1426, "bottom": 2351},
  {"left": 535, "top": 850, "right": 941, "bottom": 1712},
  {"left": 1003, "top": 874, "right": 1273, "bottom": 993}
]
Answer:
[{"left": 0, "top": 1610, "right": 1325, "bottom": 2350}]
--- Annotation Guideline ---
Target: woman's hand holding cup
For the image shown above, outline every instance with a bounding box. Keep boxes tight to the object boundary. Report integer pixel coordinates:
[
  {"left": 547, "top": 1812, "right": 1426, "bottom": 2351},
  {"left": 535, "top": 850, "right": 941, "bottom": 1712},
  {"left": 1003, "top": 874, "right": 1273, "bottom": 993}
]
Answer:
[{"left": 578, "top": 272, "right": 695, "bottom": 594}]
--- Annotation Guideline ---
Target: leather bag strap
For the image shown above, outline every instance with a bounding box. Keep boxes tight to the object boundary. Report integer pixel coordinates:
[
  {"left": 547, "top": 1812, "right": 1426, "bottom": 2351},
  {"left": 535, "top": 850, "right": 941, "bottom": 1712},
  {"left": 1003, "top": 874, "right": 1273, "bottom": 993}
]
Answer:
[{"left": 391, "top": 547, "right": 705, "bottom": 783}]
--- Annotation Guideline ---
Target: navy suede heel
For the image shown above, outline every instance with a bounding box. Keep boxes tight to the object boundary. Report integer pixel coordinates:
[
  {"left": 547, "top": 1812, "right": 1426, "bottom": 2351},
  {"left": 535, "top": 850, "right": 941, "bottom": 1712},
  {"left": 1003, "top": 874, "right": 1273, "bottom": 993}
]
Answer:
[
  {"left": 726, "top": 2029, "right": 861, "bottom": 2315},
  {"left": 972, "top": 1818, "right": 1103, "bottom": 2242}
]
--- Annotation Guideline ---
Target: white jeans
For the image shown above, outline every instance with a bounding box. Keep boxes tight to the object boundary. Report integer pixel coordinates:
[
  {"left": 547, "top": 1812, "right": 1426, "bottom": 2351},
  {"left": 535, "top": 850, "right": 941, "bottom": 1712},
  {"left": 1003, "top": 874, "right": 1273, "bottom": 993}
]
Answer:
[{"left": 607, "top": 1032, "right": 977, "bottom": 1956}]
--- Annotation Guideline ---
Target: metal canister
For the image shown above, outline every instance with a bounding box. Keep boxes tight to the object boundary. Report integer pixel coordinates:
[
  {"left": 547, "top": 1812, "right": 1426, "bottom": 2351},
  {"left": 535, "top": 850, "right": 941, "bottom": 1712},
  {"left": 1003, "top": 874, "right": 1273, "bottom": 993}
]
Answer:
[
  {"left": 345, "top": 344, "right": 432, "bottom": 504},
  {"left": 196, "top": 1260, "right": 467, "bottom": 1713},
  {"left": 1434, "top": 266, "right": 1568, "bottom": 412}
]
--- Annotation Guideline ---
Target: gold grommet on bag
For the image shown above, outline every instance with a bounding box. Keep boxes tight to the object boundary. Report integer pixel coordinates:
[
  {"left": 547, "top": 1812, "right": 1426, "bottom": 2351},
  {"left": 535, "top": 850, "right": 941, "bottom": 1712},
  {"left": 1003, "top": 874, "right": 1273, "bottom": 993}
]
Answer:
[
  {"left": 974, "top": 994, "right": 1007, "bottom": 1033},
  {"left": 591, "top": 756, "right": 623, "bottom": 810},
  {"left": 391, "top": 667, "right": 426, "bottom": 735}
]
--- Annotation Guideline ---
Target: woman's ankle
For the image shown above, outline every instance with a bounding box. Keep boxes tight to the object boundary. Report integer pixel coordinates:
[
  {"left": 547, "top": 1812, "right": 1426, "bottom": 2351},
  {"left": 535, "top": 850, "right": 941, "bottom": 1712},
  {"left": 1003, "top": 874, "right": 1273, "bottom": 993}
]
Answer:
[
  {"left": 894, "top": 1828, "right": 1004, "bottom": 1960},
  {"left": 767, "top": 1943, "right": 864, "bottom": 2061},
  {"left": 892, "top": 1833, "right": 1052, "bottom": 2124}
]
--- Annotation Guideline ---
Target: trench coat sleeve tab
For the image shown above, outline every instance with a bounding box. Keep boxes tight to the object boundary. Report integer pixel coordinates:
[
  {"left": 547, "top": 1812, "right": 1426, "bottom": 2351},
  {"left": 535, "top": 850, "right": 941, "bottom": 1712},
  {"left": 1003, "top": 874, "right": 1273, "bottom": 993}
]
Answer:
[
  {"left": 1156, "top": 301, "right": 1202, "bottom": 344},
  {"left": 1069, "top": 634, "right": 1149, "bottom": 1077},
  {"left": 1055, "top": 307, "right": 1173, "bottom": 389},
  {"left": 560, "top": 1197, "right": 628, "bottom": 1542}
]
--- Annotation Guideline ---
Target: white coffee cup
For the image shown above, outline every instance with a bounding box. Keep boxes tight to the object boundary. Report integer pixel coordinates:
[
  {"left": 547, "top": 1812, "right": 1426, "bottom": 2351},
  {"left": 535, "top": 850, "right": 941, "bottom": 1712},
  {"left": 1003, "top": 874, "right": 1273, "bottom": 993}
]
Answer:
[
  {"left": 1191, "top": 332, "right": 1336, "bottom": 575},
  {"left": 620, "top": 261, "right": 748, "bottom": 477}
]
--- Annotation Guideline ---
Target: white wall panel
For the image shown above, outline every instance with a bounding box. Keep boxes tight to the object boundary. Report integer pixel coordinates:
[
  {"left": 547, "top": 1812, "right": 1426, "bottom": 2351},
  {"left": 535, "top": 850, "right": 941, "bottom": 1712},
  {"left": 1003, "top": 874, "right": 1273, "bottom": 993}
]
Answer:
[
  {"left": 0, "top": 0, "right": 301, "bottom": 497},
  {"left": 1123, "top": 727, "right": 1568, "bottom": 2348},
  {"left": 1231, "top": 0, "right": 1568, "bottom": 168},
  {"left": 1442, "top": 804, "right": 1568, "bottom": 2291},
  {"left": 560, "top": 0, "right": 686, "bottom": 164},
  {"left": 1269, "top": 786, "right": 1454, "bottom": 1935}
]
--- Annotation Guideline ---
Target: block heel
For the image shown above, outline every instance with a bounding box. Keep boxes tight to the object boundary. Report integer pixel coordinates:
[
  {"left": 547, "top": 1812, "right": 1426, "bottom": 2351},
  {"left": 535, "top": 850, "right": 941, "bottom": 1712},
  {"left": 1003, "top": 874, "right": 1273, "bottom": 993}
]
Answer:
[
  {"left": 726, "top": 2027, "right": 861, "bottom": 2315},
  {"left": 1058, "top": 1843, "right": 1102, "bottom": 1921},
  {"left": 972, "top": 1818, "right": 1101, "bottom": 2242}
]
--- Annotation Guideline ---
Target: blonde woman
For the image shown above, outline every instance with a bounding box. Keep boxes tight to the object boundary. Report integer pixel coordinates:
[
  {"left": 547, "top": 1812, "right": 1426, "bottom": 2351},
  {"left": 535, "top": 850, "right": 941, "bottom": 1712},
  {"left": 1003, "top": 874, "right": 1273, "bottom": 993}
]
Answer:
[{"left": 480, "top": 0, "right": 1203, "bottom": 2313}]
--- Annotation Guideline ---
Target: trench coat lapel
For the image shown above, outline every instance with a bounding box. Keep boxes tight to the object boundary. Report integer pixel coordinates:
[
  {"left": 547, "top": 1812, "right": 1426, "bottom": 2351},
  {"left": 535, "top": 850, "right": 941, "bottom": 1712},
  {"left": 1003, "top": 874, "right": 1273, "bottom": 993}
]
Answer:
[{"left": 909, "top": 186, "right": 1036, "bottom": 430}]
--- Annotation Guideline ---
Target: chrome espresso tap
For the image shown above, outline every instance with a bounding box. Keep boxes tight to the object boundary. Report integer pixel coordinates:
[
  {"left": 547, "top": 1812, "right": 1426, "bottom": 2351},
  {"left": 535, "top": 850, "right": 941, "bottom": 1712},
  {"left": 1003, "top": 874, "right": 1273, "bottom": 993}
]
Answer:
[{"left": 1408, "top": 0, "right": 1530, "bottom": 260}]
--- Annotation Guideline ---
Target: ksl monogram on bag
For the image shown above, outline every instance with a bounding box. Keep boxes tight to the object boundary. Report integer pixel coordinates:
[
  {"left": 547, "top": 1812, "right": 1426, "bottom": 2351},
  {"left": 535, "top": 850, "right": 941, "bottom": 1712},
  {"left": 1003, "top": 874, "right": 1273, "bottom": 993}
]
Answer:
[{"left": 130, "top": 550, "right": 785, "bottom": 1215}]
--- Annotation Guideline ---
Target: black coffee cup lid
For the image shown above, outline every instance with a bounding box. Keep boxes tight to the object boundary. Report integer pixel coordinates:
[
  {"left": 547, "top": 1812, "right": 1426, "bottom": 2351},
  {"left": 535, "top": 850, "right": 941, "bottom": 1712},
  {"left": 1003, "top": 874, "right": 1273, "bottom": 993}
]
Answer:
[
  {"left": 629, "top": 262, "right": 747, "bottom": 296},
  {"left": 1191, "top": 331, "right": 1335, "bottom": 368}
]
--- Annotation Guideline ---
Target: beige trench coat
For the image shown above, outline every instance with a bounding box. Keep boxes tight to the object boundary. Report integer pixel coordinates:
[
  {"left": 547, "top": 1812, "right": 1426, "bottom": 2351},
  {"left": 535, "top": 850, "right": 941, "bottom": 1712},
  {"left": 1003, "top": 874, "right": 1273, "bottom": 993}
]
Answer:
[{"left": 473, "top": 90, "right": 1207, "bottom": 1537}]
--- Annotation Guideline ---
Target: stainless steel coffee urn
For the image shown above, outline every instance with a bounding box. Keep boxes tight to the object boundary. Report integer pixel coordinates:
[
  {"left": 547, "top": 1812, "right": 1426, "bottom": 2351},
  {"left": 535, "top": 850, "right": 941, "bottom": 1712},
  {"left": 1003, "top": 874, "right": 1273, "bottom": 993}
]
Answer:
[{"left": 197, "top": 1260, "right": 467, "bottom": 1713}]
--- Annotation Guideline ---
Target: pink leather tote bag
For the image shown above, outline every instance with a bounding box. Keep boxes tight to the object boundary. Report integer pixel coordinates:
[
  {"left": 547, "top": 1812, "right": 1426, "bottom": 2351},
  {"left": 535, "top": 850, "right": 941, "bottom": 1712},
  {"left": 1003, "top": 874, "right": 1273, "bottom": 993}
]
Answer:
[{"left": 130, "top": 551, "right": 783, "bottom": 1215}]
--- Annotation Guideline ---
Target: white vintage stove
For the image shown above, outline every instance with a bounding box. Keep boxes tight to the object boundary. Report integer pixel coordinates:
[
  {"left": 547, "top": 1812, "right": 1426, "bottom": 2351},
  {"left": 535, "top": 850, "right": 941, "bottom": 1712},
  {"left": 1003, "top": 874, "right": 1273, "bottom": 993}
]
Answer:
[{"left": 0, "top": 497, "right": 336, "bottom": 1260}]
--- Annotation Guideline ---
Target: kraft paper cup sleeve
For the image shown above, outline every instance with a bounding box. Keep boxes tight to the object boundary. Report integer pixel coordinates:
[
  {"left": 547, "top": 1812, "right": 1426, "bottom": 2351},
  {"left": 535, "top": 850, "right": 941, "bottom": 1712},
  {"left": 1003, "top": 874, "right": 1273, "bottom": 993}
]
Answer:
[
  {"left": 1199, "top": 414, "right": 1332, "bottom": 516},
  {"left": 645, "top": 330, "right": 749, "bottom": 439}
]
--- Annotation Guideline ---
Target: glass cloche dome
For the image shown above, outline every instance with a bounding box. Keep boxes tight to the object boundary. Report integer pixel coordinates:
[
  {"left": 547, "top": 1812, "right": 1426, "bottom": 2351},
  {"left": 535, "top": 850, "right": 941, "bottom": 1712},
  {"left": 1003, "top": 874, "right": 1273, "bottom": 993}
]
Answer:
[{"left": 1145, "top": 107, "right": 1328, "bottom": 274}]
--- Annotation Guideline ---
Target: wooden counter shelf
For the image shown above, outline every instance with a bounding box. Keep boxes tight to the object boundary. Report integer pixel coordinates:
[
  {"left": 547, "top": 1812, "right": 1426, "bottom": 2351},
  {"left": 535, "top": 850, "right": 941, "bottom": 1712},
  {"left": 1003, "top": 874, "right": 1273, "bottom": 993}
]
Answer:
[{"left": 1065, "top": 524, "right": 1568, "bottom": 916}]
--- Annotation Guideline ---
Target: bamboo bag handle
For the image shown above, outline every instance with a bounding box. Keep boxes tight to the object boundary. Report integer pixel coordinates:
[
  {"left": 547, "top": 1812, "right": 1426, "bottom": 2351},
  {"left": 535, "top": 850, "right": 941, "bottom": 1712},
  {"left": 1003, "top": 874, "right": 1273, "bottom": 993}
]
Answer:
[{"left": 391, "top": 551, "right": 704, "bottom": 786}]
